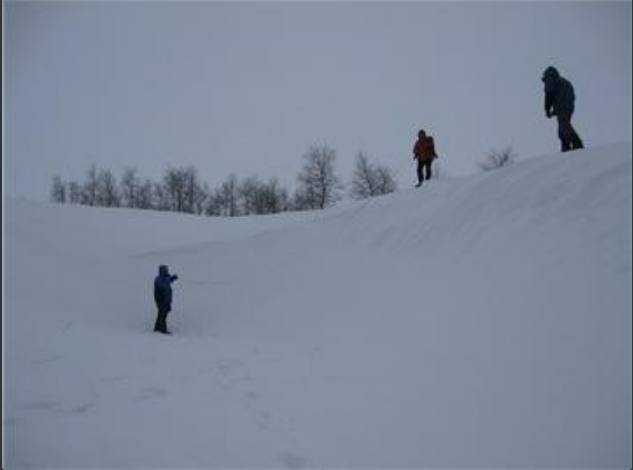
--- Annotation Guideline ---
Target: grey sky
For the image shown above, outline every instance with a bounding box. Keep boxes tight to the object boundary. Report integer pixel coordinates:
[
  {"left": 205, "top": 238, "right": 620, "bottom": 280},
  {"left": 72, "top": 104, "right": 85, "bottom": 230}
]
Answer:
[{"left": 4, "top": 1, "right": 632, "bottom": 200}]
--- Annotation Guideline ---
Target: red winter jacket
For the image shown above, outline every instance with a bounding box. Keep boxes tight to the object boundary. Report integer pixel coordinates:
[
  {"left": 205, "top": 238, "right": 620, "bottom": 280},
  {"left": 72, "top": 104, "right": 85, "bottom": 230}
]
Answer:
[{"left": 413, "top": 136, "right": 437, "bottom": 162}]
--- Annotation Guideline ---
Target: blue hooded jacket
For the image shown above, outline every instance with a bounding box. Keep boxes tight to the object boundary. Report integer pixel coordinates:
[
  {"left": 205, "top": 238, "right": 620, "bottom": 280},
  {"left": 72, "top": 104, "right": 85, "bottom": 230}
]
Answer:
[{"left": 154, "top": 265, "right": 175, "bottom": 308}]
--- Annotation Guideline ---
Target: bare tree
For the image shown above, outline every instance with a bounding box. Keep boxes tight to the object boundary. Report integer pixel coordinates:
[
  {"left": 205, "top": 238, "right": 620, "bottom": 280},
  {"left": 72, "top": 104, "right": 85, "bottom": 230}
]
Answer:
[
  {"left": 196, "top": 183, "right": 211, "bottom": 215},
  {"left": 48, "top": 163, "right": 292, "bottom": 217},
  {"left": 153, "top": 181, "right": 170, "bottom": 212},
  {"left": 68, "top": 181, "right": 83, "bottom": 204},
  {"left": 136, "top": 179, "right": 155, "bottom": 210},
  {"left": 82, "top": 164, "right": 99, "bottom": 206},
  {"left": 183, "top": 166, "right": 206, "bottom": 214},
  {"left": 162, "top": 166, "right": 187, "bottom": 212},
  {"left": 261, "top": 178, "right": 290, "bottom": 214},
  {"left": 96, "top": 169, "right": 121, "bottom": 207},
  {"left": 239, "top": 176, "right": 262, "bottom": 215},
  {"left": 478, "top": 147, "right": 516, "bottom": 172},
  {"left": 120, "top": 167, "right": 140, "bottom": 208},
  {"left": 237, "top": 176, "right": 290, "bottom": 215},
  {"left": 350, "top": 152, "right": 397, "bottom": 200},
  {"left": 295, "top": 144, "right": 343, "bottom": 210},
  {"left": 350, "top": 152, "right": 376, "bottom": 199},
  {"left": 374, "top": 166, "right": 397, "bottom": 195},
  {"left": 217, "top": 173, "right": 240, "bottom": 217},
  {"left": 204, "top": 189, "right": 223, "bottom": 216},
  {"left": 50, "top": 175, "right": 67, "bottom": 203},
  {"left": 158, "top": 166, "right": 201, "bottom": 213}
]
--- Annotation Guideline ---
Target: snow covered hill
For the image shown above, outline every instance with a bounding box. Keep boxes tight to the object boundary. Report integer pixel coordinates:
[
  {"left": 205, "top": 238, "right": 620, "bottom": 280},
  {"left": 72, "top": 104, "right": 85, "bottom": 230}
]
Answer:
[{"left": 4, "top": 144, "right": 632, "bottom": 469}]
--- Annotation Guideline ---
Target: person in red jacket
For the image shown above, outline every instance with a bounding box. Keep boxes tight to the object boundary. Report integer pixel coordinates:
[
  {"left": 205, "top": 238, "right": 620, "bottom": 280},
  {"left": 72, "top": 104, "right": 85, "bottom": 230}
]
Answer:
[{"left": 413, "top": 129, "right": 438, "bottom": 187}]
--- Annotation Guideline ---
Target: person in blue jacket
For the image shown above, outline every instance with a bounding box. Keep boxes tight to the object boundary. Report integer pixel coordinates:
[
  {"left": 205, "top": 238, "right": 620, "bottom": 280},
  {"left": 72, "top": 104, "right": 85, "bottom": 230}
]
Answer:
[
  {"left": 542, "top": 66, "right": 584, "bottom": 152},
  {"left": 153, "top": 265, "right": 178, "bottom": 334}
]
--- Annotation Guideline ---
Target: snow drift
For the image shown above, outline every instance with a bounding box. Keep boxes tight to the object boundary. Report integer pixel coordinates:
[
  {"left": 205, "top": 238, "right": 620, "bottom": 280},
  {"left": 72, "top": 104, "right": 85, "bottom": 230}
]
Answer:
[{"left": 4, "top": 144, "right": 632, "bottom": 469}]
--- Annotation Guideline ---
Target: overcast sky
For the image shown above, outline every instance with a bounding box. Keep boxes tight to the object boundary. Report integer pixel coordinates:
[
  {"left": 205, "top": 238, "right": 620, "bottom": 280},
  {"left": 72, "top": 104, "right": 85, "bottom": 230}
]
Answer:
[{"left": 4, "top": 1, "right": 632, "bottom": 201}]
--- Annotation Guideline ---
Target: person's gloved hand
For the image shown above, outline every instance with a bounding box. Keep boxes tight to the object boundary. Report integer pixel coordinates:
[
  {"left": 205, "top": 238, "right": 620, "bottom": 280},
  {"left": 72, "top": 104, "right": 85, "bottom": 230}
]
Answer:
[{"left": 546, "top": 110, "right": 553, "bottom": 119}]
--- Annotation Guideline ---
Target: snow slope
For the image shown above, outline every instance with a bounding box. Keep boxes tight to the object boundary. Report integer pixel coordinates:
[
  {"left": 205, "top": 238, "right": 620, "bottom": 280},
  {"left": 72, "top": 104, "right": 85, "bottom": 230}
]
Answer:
[{"left": 4, "top": 144, "right": 632, "bottom": 469}]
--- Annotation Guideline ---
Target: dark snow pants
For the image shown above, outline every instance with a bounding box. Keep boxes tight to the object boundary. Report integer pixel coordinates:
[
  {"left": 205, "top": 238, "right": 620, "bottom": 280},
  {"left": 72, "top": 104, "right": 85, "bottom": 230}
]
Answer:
[
  {"left": 417, "top": 159, "right": 433, "bottom": 185},
  {"left": 154, "top": 305, "right": 171, "bottom": 333},
  {"left": 557, "top": 113, "right": 584, "bottom": 152}
]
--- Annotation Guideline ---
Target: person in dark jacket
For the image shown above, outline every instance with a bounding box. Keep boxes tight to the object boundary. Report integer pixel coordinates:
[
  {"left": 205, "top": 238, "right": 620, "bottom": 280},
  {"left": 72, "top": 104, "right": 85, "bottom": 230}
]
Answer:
[
  {"left": 413, "top": 129, "right": 438, "bottom": 187},
  {"left": 542, "top": 66, "right": 584, "bottom": 152},
  {"left": 153, "top": 265, "right": 178, "bottom": 334}
]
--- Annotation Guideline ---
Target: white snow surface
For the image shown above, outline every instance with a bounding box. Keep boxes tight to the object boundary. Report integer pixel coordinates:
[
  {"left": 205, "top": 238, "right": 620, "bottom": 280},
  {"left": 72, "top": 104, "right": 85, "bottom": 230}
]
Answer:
[{"left": 4, "top": 144, "right": 632, "bottom": 469}]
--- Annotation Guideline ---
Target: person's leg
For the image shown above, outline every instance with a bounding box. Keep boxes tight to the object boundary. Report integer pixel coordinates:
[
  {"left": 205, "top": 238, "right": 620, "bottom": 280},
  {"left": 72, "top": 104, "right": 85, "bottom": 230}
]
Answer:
[
  {"left": 557, "top": 114, "right": 576, "bottom": 152},
  {"left": 163, "top": 306, "right": 170, "bottom": 333},
  {"left": 558, "top": 118, "right": 570, "bottom": 152},
  {"left": 154, "top": 308, "right": 162, "bottom": 331},
  {"left": 424, "top": 160, "right": 433, "bottom": 181},
  {"left": 155, "top": 306, "right": 169, "bottom": 333},
  {"left": 567, "top": 114, "right": 584, "bottom": 149},
  {"left": 416, "top": 159, "right": 424, "bottom": 186}
]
